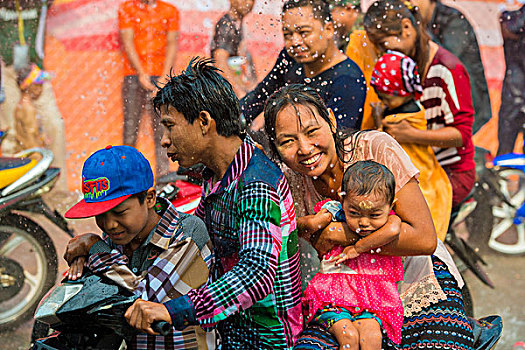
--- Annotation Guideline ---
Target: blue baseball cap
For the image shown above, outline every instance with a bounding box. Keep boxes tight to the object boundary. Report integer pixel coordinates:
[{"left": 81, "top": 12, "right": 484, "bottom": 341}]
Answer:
[{"left": 65, "top": 145, "right": 154, "bottom": 219}]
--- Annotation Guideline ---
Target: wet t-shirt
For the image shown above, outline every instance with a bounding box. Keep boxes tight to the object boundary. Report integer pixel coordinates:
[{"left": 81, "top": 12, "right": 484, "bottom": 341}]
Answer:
[{"left": 241, "top": 48, "right": 366, "bottom": 130}]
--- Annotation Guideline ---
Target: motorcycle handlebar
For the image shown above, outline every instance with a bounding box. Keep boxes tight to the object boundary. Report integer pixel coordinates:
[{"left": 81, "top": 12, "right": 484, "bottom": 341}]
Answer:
[{"left": 152, "top": 321, "right": 172, "bottom": 336}]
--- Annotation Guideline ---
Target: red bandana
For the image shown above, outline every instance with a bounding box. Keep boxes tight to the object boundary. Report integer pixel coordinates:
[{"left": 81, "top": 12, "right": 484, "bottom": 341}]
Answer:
[{"left": 371, "top": 50, "right": 423, "bottom": 99}]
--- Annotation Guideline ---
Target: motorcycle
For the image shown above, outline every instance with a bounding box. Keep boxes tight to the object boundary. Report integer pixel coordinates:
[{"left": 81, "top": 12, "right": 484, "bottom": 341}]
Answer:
[
  {"left": 156, "top": 166, "right": 203, "bottom": 214},
  {"left": 32, "top": 272, "right": 171, "bottom": 349},
  {"left": 0, "top": 130, "right": 74, "bottom": 330},
  {"left": 467, "top": 146, "right": 525, "bottom": 254}
]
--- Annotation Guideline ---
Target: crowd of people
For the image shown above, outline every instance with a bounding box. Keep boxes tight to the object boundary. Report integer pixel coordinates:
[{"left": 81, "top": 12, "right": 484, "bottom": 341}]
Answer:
[{"left": 1, "top": 0, "right": 523, "bottom": 349}]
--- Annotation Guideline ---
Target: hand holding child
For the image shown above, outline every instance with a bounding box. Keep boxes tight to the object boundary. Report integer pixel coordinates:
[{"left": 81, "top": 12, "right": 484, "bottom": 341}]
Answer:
[{"left": 382, "top": 119, "right": 417, "bottom": 143}]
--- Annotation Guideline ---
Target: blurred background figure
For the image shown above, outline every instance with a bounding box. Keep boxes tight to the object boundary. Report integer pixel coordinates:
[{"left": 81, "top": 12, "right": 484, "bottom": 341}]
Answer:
[
  {"left": 0, "top": 0, "right": 67, "bottom": 191},
  {"left": 210, "top": 0, "right": 257, "bottom": 98},
  {"left": 241, "top": 0, "right": 366, "bottom": 133},
  {"left": 14, "top": 64, "right": 48, "bottom": 150},
  {"left": 410, "top": 0, "right": 492, "bottom": 134},
  {"left": 497, "top": 3, "right": 525, "bottom": 156},
  {"left": 118, "top": 0, "right": 179, "bottom": 178},
  {"left": 328, "top": 0, "right": 362, "bottom": 52}
]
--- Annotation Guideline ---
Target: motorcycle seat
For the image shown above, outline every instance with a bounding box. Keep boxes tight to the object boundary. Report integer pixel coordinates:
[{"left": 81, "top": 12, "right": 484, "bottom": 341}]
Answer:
[{"left": 0, "top": 157, "right": 37, "bottom": 189}]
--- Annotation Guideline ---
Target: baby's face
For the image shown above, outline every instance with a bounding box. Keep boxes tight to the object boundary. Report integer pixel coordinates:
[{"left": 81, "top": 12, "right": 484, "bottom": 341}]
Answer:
[
  {"left": 376, "top": 91, "right": 409, "bottom": 110},
  {"left": 28, "top": 84, "right": 44, "bottom": 100},
  {"left": 342, "top": 192, "right": 392, "bottom": 237}
]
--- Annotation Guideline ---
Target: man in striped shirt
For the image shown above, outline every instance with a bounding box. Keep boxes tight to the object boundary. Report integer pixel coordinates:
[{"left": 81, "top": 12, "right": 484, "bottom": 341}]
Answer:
[{"left": 127, "top": 58, "right": 303, "bottom": 349}]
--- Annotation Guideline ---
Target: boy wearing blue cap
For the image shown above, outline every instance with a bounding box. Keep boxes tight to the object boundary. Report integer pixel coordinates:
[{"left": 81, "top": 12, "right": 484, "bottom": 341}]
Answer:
[{"left": 63, "top": 145, "right": 213, "bottom": 349}]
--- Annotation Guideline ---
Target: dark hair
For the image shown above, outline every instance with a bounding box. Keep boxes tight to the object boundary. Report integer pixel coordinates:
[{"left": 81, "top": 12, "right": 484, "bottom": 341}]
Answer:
[
  {"left": 130, "top": 190, "right": 148, "bottom": 204},
  {"left": 16, "top": 65, "right": 33, "bottom": 88},
  {"left": 363, "top": 0, "right": 430, "bottom": 79},
  {"left": 341, "top": 160, "right": 395, "bottom": 204},
  {"left": 282, "top": 0, "right": 333, "bottom": 23},
  {"left": 263, "top": 84, "right": 360, "bottom": 161},
  {"left": 152, "top": 57, "right": 242, "bottom": 137}
]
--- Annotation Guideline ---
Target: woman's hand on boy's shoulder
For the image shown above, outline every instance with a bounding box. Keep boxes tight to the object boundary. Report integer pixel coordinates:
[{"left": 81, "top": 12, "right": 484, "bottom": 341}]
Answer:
[{"left": 63, "top": 233, "right": 102, "bottom": 265}]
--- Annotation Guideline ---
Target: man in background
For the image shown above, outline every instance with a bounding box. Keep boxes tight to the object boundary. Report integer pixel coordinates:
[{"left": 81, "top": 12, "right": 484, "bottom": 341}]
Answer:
[
  {"left": 210, "top": 0, "right": 257, "bottom": 97},
  {"left": 0, "top": 0, "right": 67, "bottom": 191},
  {"left": 497, "top": 4, "right": 525, "bottom": 155},
  {"left": 118, "top": 0, "right": 179, "bottom": 178}
]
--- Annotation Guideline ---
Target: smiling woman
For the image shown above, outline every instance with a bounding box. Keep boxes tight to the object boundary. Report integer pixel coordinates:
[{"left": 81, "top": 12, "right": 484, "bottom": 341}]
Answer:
[{"left": 264, "top": 84, "right": 475, "bottom": 350}]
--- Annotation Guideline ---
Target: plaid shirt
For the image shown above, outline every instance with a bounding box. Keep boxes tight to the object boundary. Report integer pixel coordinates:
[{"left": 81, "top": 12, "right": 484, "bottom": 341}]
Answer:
[
  {"left": 86, "top": 197, "right": 213, "bottom": 350},
  {"left": 185, "top": 136, "right": 303, "bottom": 349}
]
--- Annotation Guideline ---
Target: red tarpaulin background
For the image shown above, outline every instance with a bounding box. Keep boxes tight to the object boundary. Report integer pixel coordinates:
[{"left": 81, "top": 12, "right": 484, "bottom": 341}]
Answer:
[{"left": 44, "top": 0, "right": 522, "bottom": 190}]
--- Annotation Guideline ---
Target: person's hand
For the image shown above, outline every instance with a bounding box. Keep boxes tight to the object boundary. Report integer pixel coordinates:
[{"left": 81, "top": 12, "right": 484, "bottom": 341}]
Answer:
[
  {"left": 63, "top": 233, "right": 101, "bottom": 265},
  {"left": 297, "top": 209, "right": 333, "bottom": 241},
  {"left": 138, "top": 73, "right": 156, "bottom": 91},
  {"left": 125, "top": 299, "right": 172, "bottom": 335},
  {"left": 67, "top": 256, "right": 86, "bottom": 281},
  {"left": 370, "top": 102, "right": 386, "bottom": 130},
  {"left": 382, "top": 119, "right": 417, "bottom": 143},
  {"left": 334, "top": 245, "right": 359, "bottom": 265},
  {"left": 314, "top": 221, "right": 359, "bottom": 257}
]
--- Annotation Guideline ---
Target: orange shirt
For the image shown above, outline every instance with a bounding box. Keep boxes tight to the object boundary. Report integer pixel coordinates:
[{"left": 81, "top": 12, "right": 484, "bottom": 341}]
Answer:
[
  {"left": 346, "top": 30, "right": 381, "bottom": 130},
  {"left": 118, "top": 0, "right": 180, "bottom": 77}
]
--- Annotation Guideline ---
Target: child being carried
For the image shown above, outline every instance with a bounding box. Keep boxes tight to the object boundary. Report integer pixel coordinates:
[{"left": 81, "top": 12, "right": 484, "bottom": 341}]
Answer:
[{"left": 303, "top": 160, "right": 404, "bottom": 349}]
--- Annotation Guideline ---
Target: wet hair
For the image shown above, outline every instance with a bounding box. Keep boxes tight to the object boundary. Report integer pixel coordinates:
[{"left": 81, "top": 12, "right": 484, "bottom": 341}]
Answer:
[
  {"left": 152, "top": 57, "right": 242, "bottom": 137},
  {"left": 363, "top": 0, "right": 430, "bottom": 78},
  {"left": 263, "top": 84, "right": 362, "bottom": 161},
  {"left": 130, "top": 190, "right": 148, "bottom": 204},
  {"left": 341, "top": 160, "right": 396, "bottom": 205},
  {"left": 16, "top": 65, "right": 34, "bottom": 88},
  {"left": 282, "top": 0, "right": 333, "bottom": 23}
]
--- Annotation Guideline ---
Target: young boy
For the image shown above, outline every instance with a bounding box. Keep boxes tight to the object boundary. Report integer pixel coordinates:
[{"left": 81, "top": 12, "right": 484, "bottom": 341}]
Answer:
[
  {"left": 14, "top": 64, "right": 48, "bottom": 151},
  {"left": 63, "top": 145, "right": 213, "bottom": 349}
]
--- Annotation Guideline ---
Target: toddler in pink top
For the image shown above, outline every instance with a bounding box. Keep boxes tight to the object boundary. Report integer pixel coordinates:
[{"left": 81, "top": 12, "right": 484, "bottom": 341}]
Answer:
[{"left": 303, "top": 160, "right": 404, "bottom": 349}]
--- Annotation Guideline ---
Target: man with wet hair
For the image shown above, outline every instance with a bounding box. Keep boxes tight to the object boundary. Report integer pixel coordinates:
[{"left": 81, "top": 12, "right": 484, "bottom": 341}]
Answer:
[
  {"left": 127, "top": 58, "right": 303, "bottom": 349},
  {"left": 241, "top": 0, "right": 366, "bottom": 132}
]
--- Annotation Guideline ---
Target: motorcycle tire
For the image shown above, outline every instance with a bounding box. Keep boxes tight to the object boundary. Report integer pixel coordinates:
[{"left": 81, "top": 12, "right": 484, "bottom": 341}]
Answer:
[
  {"left": 487, "top": 168, "right": 525, "bottom": 255},
  {"left": 0, "top": 214, "right": 58, "bottom": 330}
]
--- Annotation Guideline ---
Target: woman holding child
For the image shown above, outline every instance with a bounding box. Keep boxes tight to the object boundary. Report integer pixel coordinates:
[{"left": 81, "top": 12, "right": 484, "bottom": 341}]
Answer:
[
  {"left": 263, "top": 84, "right": 473, "bottom": 349},
  {"left": 363, "top": 0, "right": 476, "bottom": 209}
]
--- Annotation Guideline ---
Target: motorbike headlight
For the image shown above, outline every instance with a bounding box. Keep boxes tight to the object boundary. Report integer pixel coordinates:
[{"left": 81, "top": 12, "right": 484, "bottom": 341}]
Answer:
[{"left": 34, "top": 282, "right": 83, "bottom": 325}]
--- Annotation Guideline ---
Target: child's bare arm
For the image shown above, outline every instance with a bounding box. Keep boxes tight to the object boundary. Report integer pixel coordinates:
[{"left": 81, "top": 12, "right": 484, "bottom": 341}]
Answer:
[
  {"left": 313, "top": 221, "right": 360, "bottom": 257},
  {"left": 296, "top": 209, "right": 332, "bottom": 242},
  {"left": 335, "top": 215, "right": 401, "bottom": 264}
]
